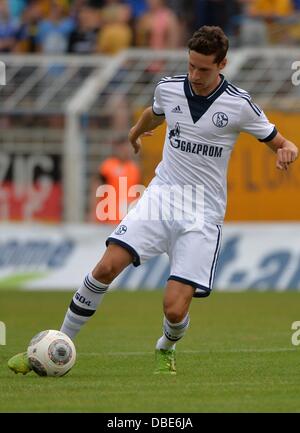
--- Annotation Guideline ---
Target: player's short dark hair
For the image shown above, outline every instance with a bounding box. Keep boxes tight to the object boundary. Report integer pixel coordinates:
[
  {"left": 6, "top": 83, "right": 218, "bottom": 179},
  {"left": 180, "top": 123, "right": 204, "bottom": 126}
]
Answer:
[{"left": 188, "top": 26, "right": 229, "bottom": 64}]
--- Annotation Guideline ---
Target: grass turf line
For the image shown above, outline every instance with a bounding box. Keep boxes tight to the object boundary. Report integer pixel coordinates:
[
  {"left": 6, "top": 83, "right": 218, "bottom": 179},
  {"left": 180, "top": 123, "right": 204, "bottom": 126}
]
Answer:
[{"left": 0, "top": 290, "right": 300, "bottom": 412}]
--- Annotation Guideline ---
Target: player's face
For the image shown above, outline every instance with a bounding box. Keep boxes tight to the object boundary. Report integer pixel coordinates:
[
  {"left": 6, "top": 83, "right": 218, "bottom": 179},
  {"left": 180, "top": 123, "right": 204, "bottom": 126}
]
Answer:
[{"left": 188, "top": 50, "right": 227, "bottom": 95}]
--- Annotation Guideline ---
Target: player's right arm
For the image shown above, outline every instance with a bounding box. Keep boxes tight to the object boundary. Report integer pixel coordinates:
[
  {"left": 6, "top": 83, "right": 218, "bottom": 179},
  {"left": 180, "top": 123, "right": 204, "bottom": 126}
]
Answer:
[{"left": 128, "top": 106, "right": 165, "bottom": 154}]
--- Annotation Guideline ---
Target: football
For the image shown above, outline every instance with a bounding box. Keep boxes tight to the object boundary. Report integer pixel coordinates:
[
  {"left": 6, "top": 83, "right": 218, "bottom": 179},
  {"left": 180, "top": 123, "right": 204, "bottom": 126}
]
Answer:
[{"left": 27, "top": 330, "right": 76, "bottom": 377}]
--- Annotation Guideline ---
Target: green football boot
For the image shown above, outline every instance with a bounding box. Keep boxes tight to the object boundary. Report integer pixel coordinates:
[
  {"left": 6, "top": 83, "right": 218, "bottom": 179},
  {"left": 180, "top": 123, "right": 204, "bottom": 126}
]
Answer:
[
  {"left": 154, "top": 349, "right": 176, "bottom": 375},
  {"left": 8, "top": 352, "right": 32, "bottom": 375}
]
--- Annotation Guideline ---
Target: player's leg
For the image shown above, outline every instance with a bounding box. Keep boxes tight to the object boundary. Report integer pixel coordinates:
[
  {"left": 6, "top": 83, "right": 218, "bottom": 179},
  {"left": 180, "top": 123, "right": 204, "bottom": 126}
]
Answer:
[
  {"left": 60, "top": 185, "right": 167, "bottom": 342},
  {"left": 8, "top": 185, "right": 167, "bottom": 374},
  {"left": 154, "top": 222, "right": 222, "bottom": 375},
  {"left": 8, "top": 244, "right": 133, "bottom": 375},
  {"left": 60, "top": 244, "right": 133, "bottom": 340},
  {"left": 154, "top": 280, "right": 194, "bottom": 375},
  {"left": 159, "top": 279, "right": 194, "bottom": 347}
]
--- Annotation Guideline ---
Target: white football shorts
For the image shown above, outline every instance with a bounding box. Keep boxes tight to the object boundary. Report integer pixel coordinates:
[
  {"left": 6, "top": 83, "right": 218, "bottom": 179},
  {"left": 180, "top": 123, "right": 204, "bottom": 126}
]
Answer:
[{"left": 106, "top": 183, "right": 222, "bottom": 298}]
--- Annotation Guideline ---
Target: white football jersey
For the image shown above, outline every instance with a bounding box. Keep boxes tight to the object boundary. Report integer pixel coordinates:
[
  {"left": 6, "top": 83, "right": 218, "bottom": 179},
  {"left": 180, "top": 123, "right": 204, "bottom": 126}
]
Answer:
[{"left": 152, "top": 74, "right": 276, "bottom": 224}]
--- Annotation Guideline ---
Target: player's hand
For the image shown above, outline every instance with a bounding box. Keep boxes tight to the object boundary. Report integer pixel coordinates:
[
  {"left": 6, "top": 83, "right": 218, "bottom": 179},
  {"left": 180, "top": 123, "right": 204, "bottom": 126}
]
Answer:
[
  {"left": 128, "top": 128, "right": 153, "bottom": 154},
  {"left": 276, "top": 145, "right": 298, "bottom": 170}
]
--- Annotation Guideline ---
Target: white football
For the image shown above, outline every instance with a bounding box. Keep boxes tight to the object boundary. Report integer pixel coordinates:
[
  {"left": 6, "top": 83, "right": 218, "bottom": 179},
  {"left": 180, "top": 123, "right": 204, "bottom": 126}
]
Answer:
[{"left": 27, "top": 330, "right": 76, "bottom": 377}]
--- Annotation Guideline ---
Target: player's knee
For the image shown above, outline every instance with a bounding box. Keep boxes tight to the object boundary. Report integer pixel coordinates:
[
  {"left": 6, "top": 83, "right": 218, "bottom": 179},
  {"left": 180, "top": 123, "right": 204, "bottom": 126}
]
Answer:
[
  {"left": 164, "top": 305, "right": 186, "bottom": 324},
  {"left": 92, "top": 261, "right": 118, "bottom": 284},
  {"left": 163, "top": 295, "right": 188, "bottom": 323}
]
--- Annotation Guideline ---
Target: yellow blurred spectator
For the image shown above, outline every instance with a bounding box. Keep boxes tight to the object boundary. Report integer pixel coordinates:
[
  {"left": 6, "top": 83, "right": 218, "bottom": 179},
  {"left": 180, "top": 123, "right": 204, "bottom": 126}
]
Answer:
[
  {"left": 97, "top": 0, "right": 132, "bottom": 55},
  {"left": 249, "top": 0, "right": 293, "bottom": 17},
  {"left": 247, "top": 0, "right": 295, "bottom": 44},
  {"left": 97, "top": 23, "right": 132, "bottom": 54}
]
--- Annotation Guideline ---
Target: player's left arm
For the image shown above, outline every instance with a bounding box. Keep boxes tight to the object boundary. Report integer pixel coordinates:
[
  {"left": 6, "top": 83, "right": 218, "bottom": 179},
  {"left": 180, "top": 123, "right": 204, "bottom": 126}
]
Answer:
[
  {"left": 265, "top": 132, "right": 298, "bottom": 170},
  {"left": 128, "top": 106, "right": 165, "bottom": 154}
]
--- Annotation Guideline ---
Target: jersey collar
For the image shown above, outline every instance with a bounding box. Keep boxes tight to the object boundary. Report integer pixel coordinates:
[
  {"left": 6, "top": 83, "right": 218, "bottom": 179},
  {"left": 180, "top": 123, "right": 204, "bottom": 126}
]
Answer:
[
  {"left": 184, "top": 74, "right": 228, "bottom": 123},
  {"left": 186, "top": 74, "right": 227, "bottom": 99}
]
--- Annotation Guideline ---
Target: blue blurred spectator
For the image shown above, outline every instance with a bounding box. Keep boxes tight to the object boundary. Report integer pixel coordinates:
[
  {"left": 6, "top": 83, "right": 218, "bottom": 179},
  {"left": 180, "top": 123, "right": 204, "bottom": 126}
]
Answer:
[
  {"left": 123, "top": 0, "right": 148, "bottom": 18},
  {"left": 36, "top": 0, "right": 75, "bottom": 53},
  {"left": 193, "top": 0, "right": 209, "bottom": 28},
  {"left": 166, "top": 0, "right": 195, "bottom": 43},
  {"left": 192, "top": 0, "right": 243, "bottom": 34},
  {"left": 8, "top": 0, "right": 27, "bottom": 19},
  {"left": 293, "top": 0, "right": 300, "bottom": 9},
  {"left": 0, "top": 0, "right": 20, "bottom": 52}
]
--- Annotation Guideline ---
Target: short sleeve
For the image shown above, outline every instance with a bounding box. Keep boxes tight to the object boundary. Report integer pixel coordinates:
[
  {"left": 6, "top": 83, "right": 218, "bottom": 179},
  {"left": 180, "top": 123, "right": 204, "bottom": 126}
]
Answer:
[
  {"left": 152, "top": 83, "right": 165, "bottom": 116},
  {"left": 239, "top": 99, "right": 277, "bottom": 142}
]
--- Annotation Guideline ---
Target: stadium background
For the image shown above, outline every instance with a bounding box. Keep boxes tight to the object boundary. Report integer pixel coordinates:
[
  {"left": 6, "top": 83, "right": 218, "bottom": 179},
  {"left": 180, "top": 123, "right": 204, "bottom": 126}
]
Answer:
[
  {"left": 0, "top": 0, "right": 299, "bottom": 291},
  {"left": 1, "top": 0, "right": 300, "bottom": 415}
]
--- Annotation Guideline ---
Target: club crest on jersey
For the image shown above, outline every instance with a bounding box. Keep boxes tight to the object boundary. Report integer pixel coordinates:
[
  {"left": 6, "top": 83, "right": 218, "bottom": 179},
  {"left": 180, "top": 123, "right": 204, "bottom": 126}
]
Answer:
[
  {"left": 168, "top": 122, "right": 180, "bottom": 145},
  {"left": 115, "top": 225, "right": 127, "bottom": 235},
  {"left": 212, "top": 112, "right": 228, "bottom": 128}
]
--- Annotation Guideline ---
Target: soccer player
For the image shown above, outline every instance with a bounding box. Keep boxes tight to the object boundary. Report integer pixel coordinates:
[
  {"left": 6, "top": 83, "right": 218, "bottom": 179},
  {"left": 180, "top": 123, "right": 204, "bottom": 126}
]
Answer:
[{"left": 9, "top": 26, "right": 298, "bottom": 375}]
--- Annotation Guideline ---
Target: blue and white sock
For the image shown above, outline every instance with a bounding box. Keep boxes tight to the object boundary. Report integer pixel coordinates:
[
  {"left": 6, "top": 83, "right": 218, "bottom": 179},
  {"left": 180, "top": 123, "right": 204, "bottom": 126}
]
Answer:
[
  {"left": 60, "top": 273, "right": 109, "bottom": 340},
  {"left": 156, "top": 314, "right": 190, "bottom": 351}
]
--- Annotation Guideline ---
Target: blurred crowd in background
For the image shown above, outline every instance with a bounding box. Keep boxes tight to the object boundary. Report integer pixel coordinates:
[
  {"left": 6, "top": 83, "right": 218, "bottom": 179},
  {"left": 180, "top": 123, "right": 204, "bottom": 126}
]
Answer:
[{"left": 0, "top": 0, "right": 300, "bottom": 55}]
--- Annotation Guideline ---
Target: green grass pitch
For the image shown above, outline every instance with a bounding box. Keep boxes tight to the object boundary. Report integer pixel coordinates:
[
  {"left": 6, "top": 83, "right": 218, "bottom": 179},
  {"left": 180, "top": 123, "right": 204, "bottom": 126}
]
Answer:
[{"left": 0, "top": 290, "right": 300, "bottom": 413}]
